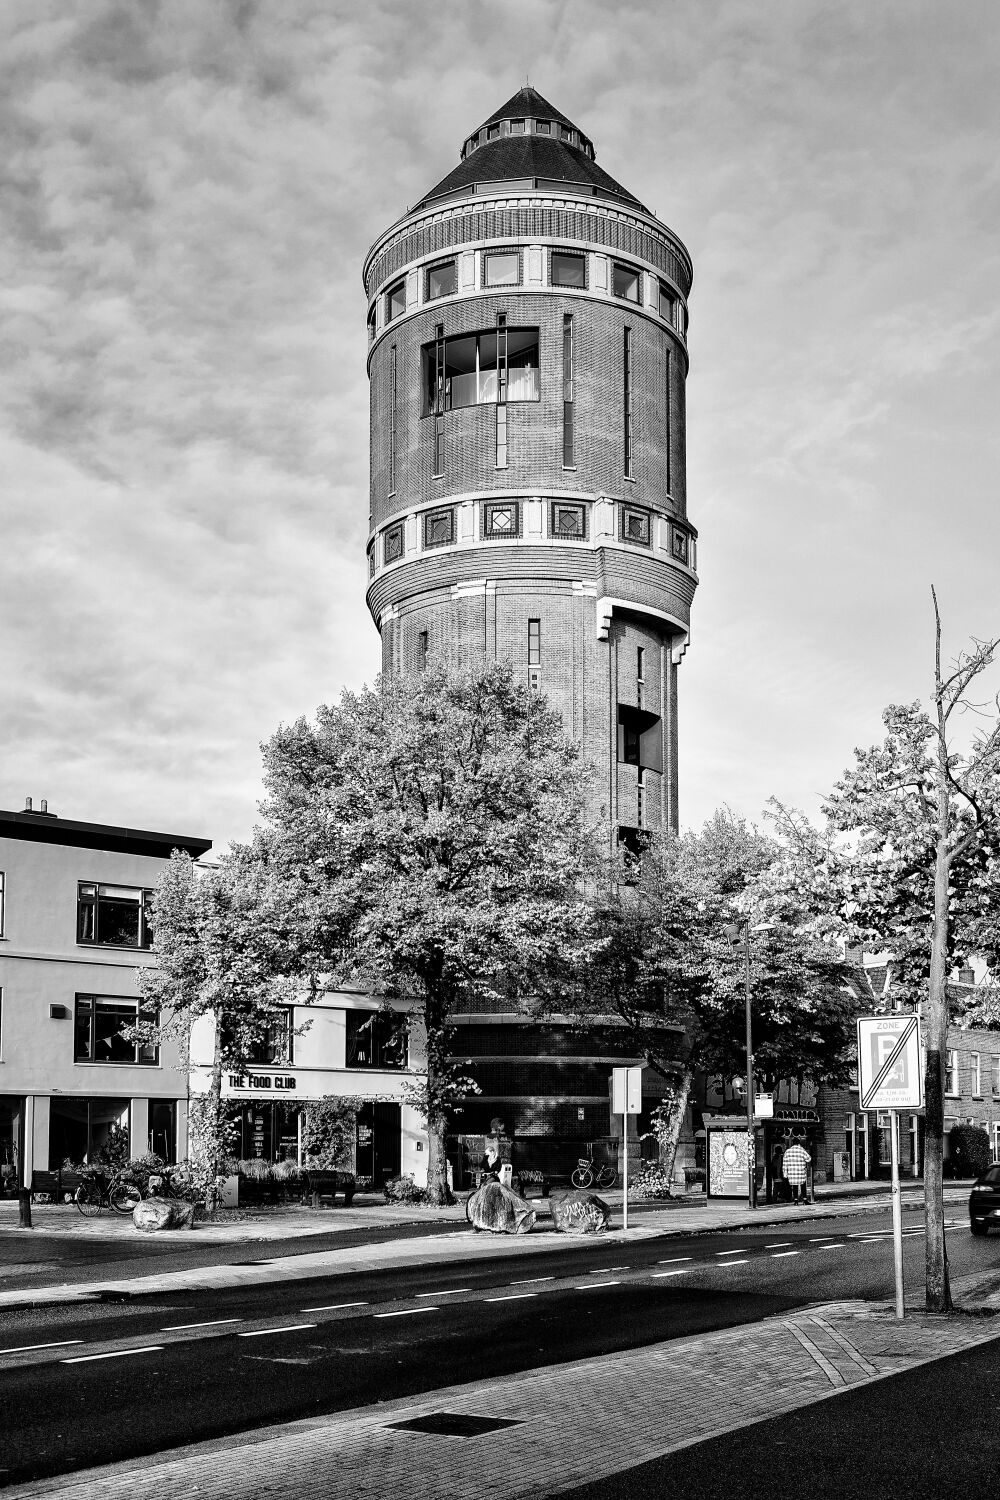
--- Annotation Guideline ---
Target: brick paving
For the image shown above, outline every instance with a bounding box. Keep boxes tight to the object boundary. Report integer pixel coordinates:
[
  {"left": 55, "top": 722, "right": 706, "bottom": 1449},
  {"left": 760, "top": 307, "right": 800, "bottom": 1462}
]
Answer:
[{"left": 7, "top": 1276, "right": 1000, "bottom": 1500}]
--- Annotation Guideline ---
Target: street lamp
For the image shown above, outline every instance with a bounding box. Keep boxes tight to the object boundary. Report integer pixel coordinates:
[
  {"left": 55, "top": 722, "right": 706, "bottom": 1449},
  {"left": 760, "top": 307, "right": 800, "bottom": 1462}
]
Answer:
[{"left": 723, "top": 918, "right": 773, "bottom": 1211}]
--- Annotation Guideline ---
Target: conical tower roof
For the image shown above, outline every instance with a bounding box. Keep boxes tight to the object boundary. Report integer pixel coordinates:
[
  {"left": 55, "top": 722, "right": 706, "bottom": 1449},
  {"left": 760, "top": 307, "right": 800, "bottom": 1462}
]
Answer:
[{"left": 412, "top": 86, "right": 647, "bottom": 215}]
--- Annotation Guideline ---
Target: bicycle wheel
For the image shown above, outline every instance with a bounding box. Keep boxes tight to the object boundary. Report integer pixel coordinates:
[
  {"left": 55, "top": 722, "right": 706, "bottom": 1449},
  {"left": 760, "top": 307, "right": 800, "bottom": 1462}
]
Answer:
[
  {"left": 110, "top": 1180, "right": 142, "bottom": 1214},
  {"left": 74, "top": 1183, "right": 103, "bottom": 1217},
  {"left": 596, "top": 1164, "right": 618, "bottom": 1189},
  {"left": 570, "top": 1166, "right": 593, "bottom": 1189}
]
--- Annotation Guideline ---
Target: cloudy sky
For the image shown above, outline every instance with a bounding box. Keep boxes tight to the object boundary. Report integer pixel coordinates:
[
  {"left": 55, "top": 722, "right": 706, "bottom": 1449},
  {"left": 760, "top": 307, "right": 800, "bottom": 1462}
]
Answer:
[{"left": 1, "top": 0, "right": 997, "bottom": 851}]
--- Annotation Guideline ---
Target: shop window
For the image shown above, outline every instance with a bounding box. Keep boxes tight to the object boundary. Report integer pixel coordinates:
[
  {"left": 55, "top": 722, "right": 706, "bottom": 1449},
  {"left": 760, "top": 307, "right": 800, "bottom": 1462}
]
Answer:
[
  {"left": 484, "top": 251, "right": 519, "bottom": 287},
  {"left": 48, "top": 1097, "right": 130, "bottom": 1169},
  {"left": 75, "top": 995, "right": 158, "bottom": 1065},
  {"left": 621, "top": 504, "right": 651, "bottom": 546},
  {"left": 148, "top": 1101, "right": 176, "bottom": 1163},
  {"left": 386, "top": 280, "right": 406, "bottom": 322},
  {"left": 345, "top": 1010, "right": 408, "bottom": 1069},
  {"left": 613, "top": 262, "right": 642, "bottom": 303},
  {"left": 383, "top": 522, "right": 404, "bottom": 564},
  {"left": 423, "top": 507, "right": 455, "bottom": 549},
  {"left": 552, "top": 251, "right": 586, "bottom": 288},
  {"left": 237, "top": 1101, "right": 300, "bottom": 1163},
  {"left": 423, "top": 327, "right": 539, "bottom": 414},
  {"left": 550, "top": 501, "right": 587, "bottom": 540},
  {"left": 483, "top": 501, "right": 520, "bottom": 539},
  {"left": 77, "top": 883, "right": 154, "bottom": 949},
  {"left": 426, "top": 259, "right": 457, "bottom": 301}
]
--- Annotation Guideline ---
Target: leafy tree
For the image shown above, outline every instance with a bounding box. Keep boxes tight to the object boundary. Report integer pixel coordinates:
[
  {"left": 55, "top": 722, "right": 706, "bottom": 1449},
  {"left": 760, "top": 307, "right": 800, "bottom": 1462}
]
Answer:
[
  {"left": 256, "top": 660, "right": 601, "bottom": 1205},
  {"left": 578, "top": 810, "right": 858, "bottom": 1188},
  {"left": 769, "top": 595, "right": 1000, "bottom": 1310},
  {"left": 136, "top": 851, "right": 300, "bottom": 1214}
]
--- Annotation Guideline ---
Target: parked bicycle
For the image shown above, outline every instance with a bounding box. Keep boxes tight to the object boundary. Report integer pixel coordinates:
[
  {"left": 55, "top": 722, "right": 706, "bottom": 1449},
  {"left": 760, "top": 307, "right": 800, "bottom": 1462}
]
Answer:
[
  {"left": 73, "top": 1168, "right": 144, "bottom": 1217},
  {"left": 570, "top": 1147, "right": 618, "bottom": 1191}
]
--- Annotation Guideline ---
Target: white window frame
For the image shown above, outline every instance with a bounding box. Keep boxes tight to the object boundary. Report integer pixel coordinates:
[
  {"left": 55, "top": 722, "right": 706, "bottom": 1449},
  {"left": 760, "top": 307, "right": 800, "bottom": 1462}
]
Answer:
[
  {"left": 946, "top": 1049, "right": 960, "bottom": 1097},
  {"left": 0, "top": 869, "right": 4, "bottom": 937},
  {"left": 972, "top": 1051, "right": 982, "bottom": 1096},
  {"left": 991, "top": 1055, "right": 1000, "bottom": 1097}
]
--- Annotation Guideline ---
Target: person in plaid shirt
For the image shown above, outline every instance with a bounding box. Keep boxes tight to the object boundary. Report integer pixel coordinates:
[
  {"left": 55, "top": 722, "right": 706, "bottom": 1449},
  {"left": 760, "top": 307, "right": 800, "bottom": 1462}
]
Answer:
[{"left": 782, "top": 1142, "right": 811, "bottom": 1203}]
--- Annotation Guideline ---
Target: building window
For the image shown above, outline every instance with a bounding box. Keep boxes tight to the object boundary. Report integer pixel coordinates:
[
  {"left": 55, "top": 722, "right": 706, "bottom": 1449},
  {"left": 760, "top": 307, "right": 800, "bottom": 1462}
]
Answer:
[
  {"left": 551, "top": 501, "right": 587, "bottom": 540},
  {"left": 367, "top": 307, "right": 376, "bottom": 344},
  {"left": 383, "top": 522, "right": 404, "bottom": 564},
  {"left": 417, "top": 630, "right": 428, "bottom": 671},
  {"left": 423, "top": 327, "right": 539, "bottom": 413},
  {"left": 426, "top": 259, "right": 458, "bottom": 301},
  {"left": 613, "top": 262, "right": 642, "bottom": 303},
  {"left": 248, "top": 1010, "right": 293, "bottom": 1067},
  {"left": 623, "top": 327, "right": 633, "bottom": 477},
  {"left": 551, "top": 251, "right": 586, "bottom": 288},
  {"left": 388, "top": 344, "right": 397, "bottom": 497},
  {"left": 991, "top": 1056, "right": 1000, "bottom": 1096},
  {"left": 496, "top": 404, "right": 508, "bottom": 468},
  {"left": 0, "top": 870, "right": 4, "bottom": 938},
  {"left": 510, "top": 118, "right": 525, "bottom": 135},
  {"left": 483, "top": 501, "right": 520, "bottom": 539},
  {"left": 671, "top": 527, "right": 689, "bottom": 564},
  {"left": 621, "top": 504, "right": 651, "bottom": 546},
  {"left": 658, "top": 280, "right": 678, "bottom": 325},
  {"left": 386, "top": 280, "right": 406, "bottom": 322},
  {"left": 637, "top": 768, "right": 645, "bottom": 829},
  {"left": 423, "top": 507, "right": 455, "bottom": 548},
  {"left": 637, "top": 646, "right": 645, "bottom": 709},
  {"left": 528, "top": 618, "right": 541, "bottom": 666},
  {"left": 559, "top": 125, "right": 573, "bottom": 142},
  {"left": 77, "top": 883, "right": 153, "bottom": 949},
  {"left": 345, "top": 1010, "right": 407, "bottom": 1069},
  {"left": 972, "top": 1052, "right": 982, "bottom": 1096},
  {"left": 946, "top": 1049, "right": 960, "bottom": 1096},
  {"left": 484, "top": 250, "right": 520, "bottom": 287},
  {"left": 368, "top": 548, "right": 375, "bottom": 579},
  {"left": 562, "top": 314, "right": 574, "bottom": 468},
  {"left": 536, "top": 120, "right": 551, "bottom": 134},
  {"left": 487, "top": 124, "right": 501, "bottom": 141},
  {"left": 74, "top": 995, "right": 158, "bottom": 1066}
]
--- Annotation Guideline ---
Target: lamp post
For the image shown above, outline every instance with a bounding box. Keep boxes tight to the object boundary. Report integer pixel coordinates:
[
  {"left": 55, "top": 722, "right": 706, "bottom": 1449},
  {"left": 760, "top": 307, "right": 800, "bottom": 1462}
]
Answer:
[{"left": 723, "top": 918, "right": 770, "bottom": 1211}]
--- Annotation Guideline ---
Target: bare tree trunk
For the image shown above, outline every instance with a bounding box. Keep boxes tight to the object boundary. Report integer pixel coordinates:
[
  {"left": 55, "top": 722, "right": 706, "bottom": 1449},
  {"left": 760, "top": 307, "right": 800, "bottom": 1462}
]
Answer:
[
  {"left": 203, "top": 1033, "right": 225, "bottom": 1219},
  {"left": 926, "top": 605, "right": 953, "bottom": 1312}
]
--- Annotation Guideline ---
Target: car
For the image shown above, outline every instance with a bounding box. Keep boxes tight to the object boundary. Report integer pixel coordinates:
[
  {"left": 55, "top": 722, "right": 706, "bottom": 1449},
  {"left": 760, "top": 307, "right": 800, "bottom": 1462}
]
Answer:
[{"left": 968, "top": 1164, "right": 1000, "bottom": 1235}]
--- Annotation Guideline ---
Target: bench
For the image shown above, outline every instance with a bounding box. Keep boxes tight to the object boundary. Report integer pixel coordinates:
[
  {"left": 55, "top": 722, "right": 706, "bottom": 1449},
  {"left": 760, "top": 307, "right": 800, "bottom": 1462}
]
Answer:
[
  {"left": 303, "top": 1170, "right": 356, "bottom": 1208},
  {"left": 30, "top": 1168, "right": 84, "bottom": 1203}
]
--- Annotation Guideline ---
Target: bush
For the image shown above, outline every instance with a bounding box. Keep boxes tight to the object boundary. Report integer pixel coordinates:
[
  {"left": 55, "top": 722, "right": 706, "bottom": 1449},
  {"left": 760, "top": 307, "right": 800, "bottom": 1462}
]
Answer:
[
  {"left": 383, "top": 1173, "right": 426, "bottom": 1205},
  {"left": 948, "top": 1124, "right": 991, "bottom": 1179},
  {"left": 629, "top": 1162, "right": 674, "bottom": 1200}
]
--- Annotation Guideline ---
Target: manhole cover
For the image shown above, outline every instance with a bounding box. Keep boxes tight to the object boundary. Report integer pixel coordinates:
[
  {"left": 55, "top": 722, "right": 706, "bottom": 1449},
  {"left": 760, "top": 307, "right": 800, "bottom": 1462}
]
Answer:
[{"left": 388, "top": 1412, "right": 523, "bottom": 1438}]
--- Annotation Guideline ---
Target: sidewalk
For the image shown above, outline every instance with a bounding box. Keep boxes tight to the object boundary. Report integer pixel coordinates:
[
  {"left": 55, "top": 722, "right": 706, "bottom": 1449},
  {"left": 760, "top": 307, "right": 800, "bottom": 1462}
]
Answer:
[
  {"left": 0, "top": 1180, "right": 970, "bottom": 1310},
  {"left": 7, "top": 1265, "right": 1000, "bottom": 1500}
]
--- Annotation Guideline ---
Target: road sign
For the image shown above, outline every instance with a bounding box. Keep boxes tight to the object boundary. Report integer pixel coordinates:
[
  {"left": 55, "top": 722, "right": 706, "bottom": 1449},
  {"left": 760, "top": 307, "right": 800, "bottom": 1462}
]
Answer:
[
  {"left": 612, "top": 1065, "right": 642, "bottom": 1115},
  {"left": 857, "top": 1015, "right": 923, "bottom": 1111}
]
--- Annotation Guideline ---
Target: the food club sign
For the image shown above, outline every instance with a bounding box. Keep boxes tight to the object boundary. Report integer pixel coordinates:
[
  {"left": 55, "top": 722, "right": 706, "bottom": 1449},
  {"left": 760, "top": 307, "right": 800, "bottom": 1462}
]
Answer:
[{"left": 227, "top": 1073, "right": 297, "bottom": 1092}]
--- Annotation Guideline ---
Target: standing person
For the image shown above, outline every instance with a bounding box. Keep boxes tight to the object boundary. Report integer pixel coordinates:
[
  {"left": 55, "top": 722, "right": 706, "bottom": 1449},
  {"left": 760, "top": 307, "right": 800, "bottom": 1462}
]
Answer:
[{"left": 782, "top": 1141, "right": 811, "bottom": 1204}]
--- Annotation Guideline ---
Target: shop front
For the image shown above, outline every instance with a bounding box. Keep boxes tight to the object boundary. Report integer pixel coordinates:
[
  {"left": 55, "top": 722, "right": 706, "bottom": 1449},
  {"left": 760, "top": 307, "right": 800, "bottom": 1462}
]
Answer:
[{"left": 761, "top": 1105, "right": 821, "bottom": 1202}]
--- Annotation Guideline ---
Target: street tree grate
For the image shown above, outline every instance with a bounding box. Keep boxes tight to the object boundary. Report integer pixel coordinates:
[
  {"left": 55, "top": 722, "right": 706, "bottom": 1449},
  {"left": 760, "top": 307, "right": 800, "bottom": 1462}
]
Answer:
[{"left": 387, "top": 1412, "right": 523, "bottom": 1438}]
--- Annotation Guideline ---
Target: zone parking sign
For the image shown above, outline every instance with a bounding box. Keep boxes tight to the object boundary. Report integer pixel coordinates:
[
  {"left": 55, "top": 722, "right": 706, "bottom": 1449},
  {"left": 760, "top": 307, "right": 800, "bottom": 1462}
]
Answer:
[{"left": 857, "top": 1015, "right": 924, "bottom": 1111}]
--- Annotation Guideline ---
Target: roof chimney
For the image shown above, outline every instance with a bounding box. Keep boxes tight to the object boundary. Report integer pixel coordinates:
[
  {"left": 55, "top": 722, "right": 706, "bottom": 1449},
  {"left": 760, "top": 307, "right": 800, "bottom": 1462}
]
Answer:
[
  {"left": 40, "top": 799, "right": 48, "bottom": 814},
  {"left": 24, "top": 795, "right": 32, "bottom": 812}
]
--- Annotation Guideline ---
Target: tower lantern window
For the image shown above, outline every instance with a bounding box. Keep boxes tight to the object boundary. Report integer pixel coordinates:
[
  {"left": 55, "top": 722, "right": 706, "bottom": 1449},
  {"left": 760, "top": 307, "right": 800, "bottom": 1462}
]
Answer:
[
  {"left": 552, "top": 251, "right": 586, "bottom": 288},
  {"left": 426, "top": 259, "right": 458, "bottom": 301},
  {"left": 613, "top": 263, "right": 642, "bottom": 304},
  {"left": 484, "top": 251, "right": 520, "bottom": 287},
  {"left": 386, "top": 280, "right": 406, "bottom": 322}
]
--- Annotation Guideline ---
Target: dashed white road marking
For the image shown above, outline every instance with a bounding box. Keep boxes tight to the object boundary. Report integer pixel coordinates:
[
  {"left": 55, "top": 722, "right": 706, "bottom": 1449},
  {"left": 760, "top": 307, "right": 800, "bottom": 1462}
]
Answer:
[
  {"left": 657, "top": 1257, "right": 692, "bottom": 1264},
  {"left": 715, "top": 1259, "right": 749, "bottom": 1267},
  {"left": 63, "top": 1346, "right": 163, "bottom": 1363},
  {"left": 771, "top": 1251, "right": 800, "bottom": 1258},
  {"left": 765, "top": 1243, "right": 792, "bottom": 1249},
  {"left": 301, "top": 1302, "right": 368, "bottom": 1313},
  {"left": 818, "top": 1244, "right": 845, "bottom": 1251},
  {"left": 651, "top": 1268, "right": 693, "bottom": 1278},
  {"left": 374, "top": 1308, "right": 439, "bottom": 1319},
  {"left": 509, "top": 1276, "right": 555, "bottom": 1285},
  {"left": 238, "top": 1324, "right": 317, "bottom": 1339},
  {"left": 716, "top": 1250, "right": 745, "bottom": 1257},
  {"left": 416, "top": 1289, "right": 471, "bottom": 1298},
  {"left": 485, "top": 1294, "right": 537, "bottom": 1303},
  {"left": 576, "top": 1280, "right": 621, "bottom": 1289},
  {"left": 1, "top": 1340, "right": 84, "bottom": 1355},
  {"left": 162, "top": 1319, "right": 242, "bottom": 1331}
]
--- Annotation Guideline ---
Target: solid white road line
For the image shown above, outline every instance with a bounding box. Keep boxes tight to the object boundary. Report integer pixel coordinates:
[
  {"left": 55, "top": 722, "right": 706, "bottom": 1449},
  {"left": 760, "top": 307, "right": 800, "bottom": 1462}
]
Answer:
[
  {"left": 485, "top": 1294, "right": 537, "bottom": 1302},
  {"left": 765, "top": 1243, "right": 792, "bottom": 1249},
  {"left": 715, "top": 1259, "right": 749, "bottom": 1267},
  {"left": 416, "top": 1289, "right": 471, "bottom": 1298},
  {"left": 716, "top": 1250, "right": 745, "bottom": 1256},
  {"left": 237, "top": 1324, "right": 316, "bottom": 1339},
  {"left": 1, "top": 1340, "right": 84, "bottom": 1355},
  {"left": 301, "top": 1302, "right": 369, "bottom": 1313},
  {"left": 818, "top": 1244, "right": 845, "bottom": 1251},
  {"left": 575, "top": 1280, "right": 621, "bottom": 1289},
  {"left": 657, "top": 1257, "right": 692, "bottom": 1264},
  {"left": 771, "top": 1251, "right": 800, "bottom": 1258},
  {"left": 161, "top": 1319, "right": 243, "bottom": 1331},
  {"left": 374, "top": 1308, "right": 439, "bottom": 1319},
  {"left": 651, "top": 1269, "right": 693, "bottom": 1278},
  {"left": 809, "top": 1237, "right": 835, "bottom": 1242},
  {"left": 62, "top": 1347, "right": 163, "bottom": 1364}
]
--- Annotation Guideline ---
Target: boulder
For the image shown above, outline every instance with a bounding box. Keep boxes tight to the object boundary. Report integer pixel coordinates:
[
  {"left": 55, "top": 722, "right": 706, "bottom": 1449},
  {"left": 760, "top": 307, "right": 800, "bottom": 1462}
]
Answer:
[
  {"left": 550, "top": 1190, "right": 611, "bottom": 1234},
  {"left": 465, "top": 1180, "right": 537, "bottom": 1235},
  {"left": 133, "top": 1196, "right": 196, "bottom": 1233}
]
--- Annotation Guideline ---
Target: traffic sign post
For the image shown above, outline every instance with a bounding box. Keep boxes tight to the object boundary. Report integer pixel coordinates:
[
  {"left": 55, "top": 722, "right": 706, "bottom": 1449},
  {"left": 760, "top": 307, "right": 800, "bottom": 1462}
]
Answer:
[
  {"left": 857, "top": 1015, "right": 924, "bottom": 1320},
  {"left": 612, "top": 1066, "right": 642, "bottom": 1232}
]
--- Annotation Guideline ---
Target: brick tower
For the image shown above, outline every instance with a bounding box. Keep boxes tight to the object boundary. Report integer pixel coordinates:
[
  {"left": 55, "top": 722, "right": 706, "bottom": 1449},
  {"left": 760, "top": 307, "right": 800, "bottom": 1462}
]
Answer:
[
  {"left": 362, "top": 88, "right": 696, "bottom": 1178},
  {"left": 363, "top": 86, "right": 695, "bottom": 845}
]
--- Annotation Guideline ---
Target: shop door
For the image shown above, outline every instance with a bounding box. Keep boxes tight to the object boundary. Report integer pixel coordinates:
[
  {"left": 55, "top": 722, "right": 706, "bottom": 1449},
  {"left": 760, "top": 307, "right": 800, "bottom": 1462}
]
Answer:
[{"left": 356, "top": 1103, "right": 402, "bottom": 1189}]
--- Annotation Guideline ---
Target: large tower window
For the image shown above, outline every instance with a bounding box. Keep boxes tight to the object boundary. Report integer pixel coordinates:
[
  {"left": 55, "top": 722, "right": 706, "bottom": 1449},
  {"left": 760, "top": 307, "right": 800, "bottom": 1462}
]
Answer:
[
  {"left": 386, "top": 280, "right": 406, "bottom": 321},
  {"left": 484, "top": 250, "right": 520, "bottom": 287},
  {"left": 422, "top": 328, "right": 539, "bottom": 414},
  {"left": 623, "top": 327, "right": 633, "bottom": 478},
  {"left": 562, "top": 314, "right": 574, "bottom": 468},
  {"left": 552, "top": 251, "right": 586, "bottom": 288},
  {"left": 426, "top": 259, "right": 458, "bottom": 301},
  {"left": 613, "top": 262, "right": 642, "bottom": 304}
]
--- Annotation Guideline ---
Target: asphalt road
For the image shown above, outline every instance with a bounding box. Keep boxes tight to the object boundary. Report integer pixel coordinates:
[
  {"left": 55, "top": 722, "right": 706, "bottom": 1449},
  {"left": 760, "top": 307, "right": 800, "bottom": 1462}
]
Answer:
[{"left": 0, "top": 1209, "right": 993, "bottom": 1490}]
